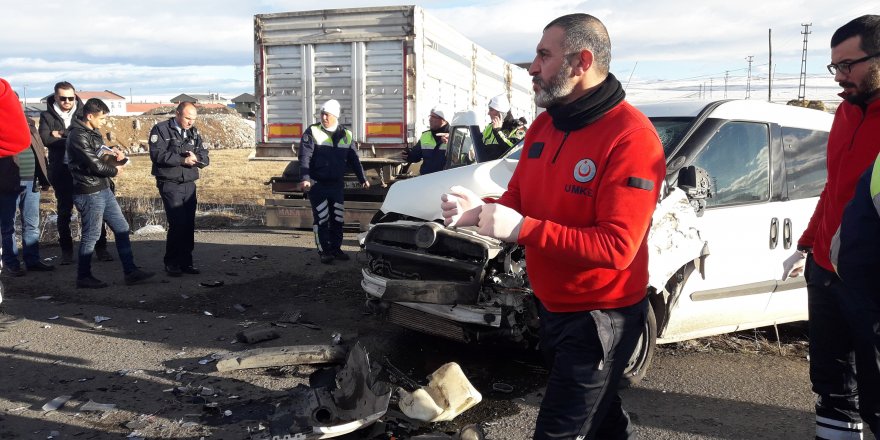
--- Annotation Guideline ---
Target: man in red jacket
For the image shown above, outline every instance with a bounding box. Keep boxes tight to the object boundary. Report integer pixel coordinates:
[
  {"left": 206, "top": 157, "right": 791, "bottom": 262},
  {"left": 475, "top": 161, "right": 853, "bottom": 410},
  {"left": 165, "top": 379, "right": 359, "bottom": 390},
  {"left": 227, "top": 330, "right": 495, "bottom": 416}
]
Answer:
[
  {"left": 442, "top": 14, "right": 664, "bottom": 440},
  {"left": 781, "top": 15, "right": 880, "bottom": 440}
]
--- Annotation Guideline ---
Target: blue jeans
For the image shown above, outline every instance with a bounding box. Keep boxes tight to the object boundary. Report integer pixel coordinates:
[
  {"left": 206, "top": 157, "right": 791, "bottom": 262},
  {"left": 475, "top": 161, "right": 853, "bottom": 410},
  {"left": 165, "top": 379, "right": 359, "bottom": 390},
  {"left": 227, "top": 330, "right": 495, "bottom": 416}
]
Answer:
[
  {"left": 0, "top": 181, "right": 43, "bottom": 269},
  {"left": 73, "top": 188, "right": 136, "bottom": 279}
]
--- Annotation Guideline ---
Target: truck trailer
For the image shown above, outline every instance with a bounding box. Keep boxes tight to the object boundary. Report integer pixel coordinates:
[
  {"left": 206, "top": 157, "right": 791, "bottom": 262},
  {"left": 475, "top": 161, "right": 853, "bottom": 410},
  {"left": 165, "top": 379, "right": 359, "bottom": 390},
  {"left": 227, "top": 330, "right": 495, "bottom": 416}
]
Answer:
[{"left": 253, "top": 6, "right": 535, "bottom": 229}]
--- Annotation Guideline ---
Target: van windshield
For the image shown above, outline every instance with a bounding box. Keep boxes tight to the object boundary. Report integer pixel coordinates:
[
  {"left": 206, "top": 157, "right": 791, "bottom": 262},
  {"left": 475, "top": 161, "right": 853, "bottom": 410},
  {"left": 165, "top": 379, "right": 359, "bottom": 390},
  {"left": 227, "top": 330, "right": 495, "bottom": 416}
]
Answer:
[{"left": 649, "top": 117, "right": 694, "bottom": 157}]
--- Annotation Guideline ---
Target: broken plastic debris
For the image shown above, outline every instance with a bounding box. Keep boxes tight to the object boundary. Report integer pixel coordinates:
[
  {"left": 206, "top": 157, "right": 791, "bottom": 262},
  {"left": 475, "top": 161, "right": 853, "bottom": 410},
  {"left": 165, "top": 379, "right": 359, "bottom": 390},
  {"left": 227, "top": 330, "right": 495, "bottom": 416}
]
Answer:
[
  {"left": 203, "top": 311, "right": 214, "bottom": 316},
  {"left": 233, "top": 303, "right": 247, "bottom": 313},
  {"left": 270, "top": 343, "right": 390, "bottom": 438},
  {"left": 42, "top": 395, "right": 72, "bottom": 412},
  {"left": 224, "top": 409, "right": 232, "bottom": 417},
  {"left": 94, "top": 316, "right": 111, "bottom": 324},
  {"left": 492, "top": 382, "right": 513, "bottom": 393},
  {"left": 35, "top": 296, "right": 52, "bottom": 300},
  {"left": 48, "top": 431, "right": 60, "bottom": 439},
  {"left": 48, "top": 316, "right": 59, "bottom": 320},
  {"left": 331, "top": 332, "right": 342, "bottom": 345},
  {"left": 398, "top": 363, "right": 482, "bottom": 422},
  {"left": 80, "top": 400, "right": 117, "bottom": 412},
  {"left": 200, "top": 280, "right": 224, "bottom": 288}
]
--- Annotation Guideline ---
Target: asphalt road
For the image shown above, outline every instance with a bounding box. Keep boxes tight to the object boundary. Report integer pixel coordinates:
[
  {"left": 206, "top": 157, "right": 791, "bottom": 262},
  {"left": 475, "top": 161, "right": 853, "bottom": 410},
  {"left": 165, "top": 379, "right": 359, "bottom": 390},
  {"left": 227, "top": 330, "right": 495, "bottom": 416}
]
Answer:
[{"left": 0, "top": 229, "right": 815, "bottom": 439}]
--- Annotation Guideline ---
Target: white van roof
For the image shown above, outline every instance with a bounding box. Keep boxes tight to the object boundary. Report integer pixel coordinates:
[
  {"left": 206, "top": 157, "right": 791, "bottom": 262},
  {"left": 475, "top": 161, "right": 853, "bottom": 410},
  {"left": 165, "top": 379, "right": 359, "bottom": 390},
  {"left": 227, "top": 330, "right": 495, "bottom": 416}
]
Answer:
[{"left": 637, "top": 100, "right": 833, "bottom": 132}]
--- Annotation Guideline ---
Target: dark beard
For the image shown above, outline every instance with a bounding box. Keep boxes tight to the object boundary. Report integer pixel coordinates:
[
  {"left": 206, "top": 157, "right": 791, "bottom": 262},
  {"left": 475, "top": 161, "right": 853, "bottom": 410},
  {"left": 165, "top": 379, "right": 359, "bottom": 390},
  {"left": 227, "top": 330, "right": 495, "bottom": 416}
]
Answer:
[{"left": 843, "top": 64, "right": 880, "bottom": 106}]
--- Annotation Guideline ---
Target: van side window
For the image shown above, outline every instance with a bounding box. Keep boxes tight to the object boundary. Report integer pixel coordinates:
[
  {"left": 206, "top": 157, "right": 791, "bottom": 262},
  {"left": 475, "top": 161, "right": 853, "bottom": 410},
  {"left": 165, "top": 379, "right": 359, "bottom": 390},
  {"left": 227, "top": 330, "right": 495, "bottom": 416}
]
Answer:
[
  {"left": 782, "top": 127, "right": 828, "bottom": 200},
  {"left": 692, "top": 121, "right": 770, "bottom": 207}
]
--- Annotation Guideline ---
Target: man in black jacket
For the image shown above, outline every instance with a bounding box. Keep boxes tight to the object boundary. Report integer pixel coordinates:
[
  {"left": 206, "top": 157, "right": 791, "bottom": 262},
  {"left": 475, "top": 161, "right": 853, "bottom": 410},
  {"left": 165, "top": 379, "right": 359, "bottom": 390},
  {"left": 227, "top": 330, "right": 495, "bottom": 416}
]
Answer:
[
  {"left": 66, "top": 98, "right": 153, "bottom": 288},
  {"left": 148, "top": 102, "right": 210, "bottom": 276},
  {"left": 39, "top": 81, "right": 112, "bottom": 264}
]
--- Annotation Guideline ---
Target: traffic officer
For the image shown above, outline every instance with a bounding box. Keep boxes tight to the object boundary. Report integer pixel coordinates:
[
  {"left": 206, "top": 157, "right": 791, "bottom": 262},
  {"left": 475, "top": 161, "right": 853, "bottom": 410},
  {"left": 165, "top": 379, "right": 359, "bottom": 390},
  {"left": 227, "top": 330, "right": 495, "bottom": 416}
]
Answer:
[
  {"left": 402, "top": 106, "right": 450, "bottom": 175},
  {"left": 482, "top": 94, "right": 526, "bottom": 161},
  {"left": 148, "top": 102, "right": 210, "bottom": 277},
  {"left": 299, "top": 99, "right": 369, "bottom": 264}
]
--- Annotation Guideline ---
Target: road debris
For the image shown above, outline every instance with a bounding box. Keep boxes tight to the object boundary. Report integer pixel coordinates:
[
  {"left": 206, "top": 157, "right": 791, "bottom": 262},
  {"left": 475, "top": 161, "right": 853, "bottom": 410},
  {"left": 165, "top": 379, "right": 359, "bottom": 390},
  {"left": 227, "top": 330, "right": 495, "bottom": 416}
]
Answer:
[
  {"left": 200, "top": 280, "right": 224, "bottom": 288},
  {"left": 260, "top": 343, "right": 391, "bottom": 439},
  {"left": 398, "top": 363, "right": 482, "bottom": 422},
  {"left": 94, "top": 316, "right": 111, "bottom": 324},
  {"left": 235, "top": 327, "right": 280, "bottom": 344},
  {"left": 79, "top": 400, "right": 117, "bottom": 412},
  {"left": 216, "top": 344, "right": 347, "bottom": 372},
  {"left": 41, "top": 395, "right": 72, "bottom": 412}
]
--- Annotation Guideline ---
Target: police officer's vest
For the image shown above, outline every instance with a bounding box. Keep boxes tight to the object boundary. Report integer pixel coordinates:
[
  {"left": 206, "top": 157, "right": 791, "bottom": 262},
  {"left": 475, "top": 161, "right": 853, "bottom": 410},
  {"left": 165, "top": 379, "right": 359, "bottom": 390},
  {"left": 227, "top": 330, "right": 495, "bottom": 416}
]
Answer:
[
  {"left": 419, "top": 130, "right": 447, "bottom": 151},
  {"left": 309, "top": 124, "right": 353, "bottom": 149},
  {"left": 482, "top": 124, "right": 513, "bottom": 147}
]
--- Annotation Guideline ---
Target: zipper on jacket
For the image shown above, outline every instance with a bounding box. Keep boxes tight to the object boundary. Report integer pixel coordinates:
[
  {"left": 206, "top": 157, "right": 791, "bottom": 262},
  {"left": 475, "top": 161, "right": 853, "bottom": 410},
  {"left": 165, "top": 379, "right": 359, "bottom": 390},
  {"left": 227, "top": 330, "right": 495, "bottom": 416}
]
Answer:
[
  {"left": 551, "top": 132, "right": 571, "bottom": 164},
  {"left": 848, "top": 111, "right": 867, "bottom": 150}
]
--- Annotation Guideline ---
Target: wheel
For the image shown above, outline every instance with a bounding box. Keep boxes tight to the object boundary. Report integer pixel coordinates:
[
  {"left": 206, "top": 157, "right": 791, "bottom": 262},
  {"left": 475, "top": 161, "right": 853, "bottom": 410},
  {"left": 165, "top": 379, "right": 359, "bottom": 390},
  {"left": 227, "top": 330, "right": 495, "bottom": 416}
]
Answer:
[{"left": 621, "top": 303, "right": 657, "bottom": 387}]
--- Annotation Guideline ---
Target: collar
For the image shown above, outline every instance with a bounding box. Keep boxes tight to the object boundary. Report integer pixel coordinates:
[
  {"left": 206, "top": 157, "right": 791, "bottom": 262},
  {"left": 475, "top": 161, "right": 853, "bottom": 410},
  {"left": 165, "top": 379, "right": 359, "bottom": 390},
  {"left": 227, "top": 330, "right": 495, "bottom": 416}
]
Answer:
[{"left": 545, "top": 73, "right": 626, "bottom": 132}]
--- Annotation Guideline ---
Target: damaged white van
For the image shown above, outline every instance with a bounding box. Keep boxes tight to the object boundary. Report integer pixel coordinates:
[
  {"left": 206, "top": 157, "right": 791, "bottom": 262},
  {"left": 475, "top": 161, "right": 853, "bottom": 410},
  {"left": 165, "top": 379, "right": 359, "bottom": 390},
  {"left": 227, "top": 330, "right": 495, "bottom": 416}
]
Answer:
[{"left": 360, "top": 100, "right": 832, "bottom": 383}]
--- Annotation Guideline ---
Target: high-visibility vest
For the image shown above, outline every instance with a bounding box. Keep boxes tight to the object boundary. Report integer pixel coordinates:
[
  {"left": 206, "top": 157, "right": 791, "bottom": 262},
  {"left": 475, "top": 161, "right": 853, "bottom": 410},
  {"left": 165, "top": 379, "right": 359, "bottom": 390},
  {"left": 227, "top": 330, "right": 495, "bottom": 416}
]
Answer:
[
  {"left": 309, "top": 124, "right": 353, "bottom": 148},
  {"left": 419, "top": 130, "right": 447, "bottom": 151}
]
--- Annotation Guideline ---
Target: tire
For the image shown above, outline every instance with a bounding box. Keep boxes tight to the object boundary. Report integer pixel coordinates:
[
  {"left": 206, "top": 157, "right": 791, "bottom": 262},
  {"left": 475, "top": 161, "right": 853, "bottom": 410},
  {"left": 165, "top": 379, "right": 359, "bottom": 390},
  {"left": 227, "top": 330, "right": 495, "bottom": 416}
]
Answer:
[{"left": 621, "top": 303, "right": 657, "bottom": 387}]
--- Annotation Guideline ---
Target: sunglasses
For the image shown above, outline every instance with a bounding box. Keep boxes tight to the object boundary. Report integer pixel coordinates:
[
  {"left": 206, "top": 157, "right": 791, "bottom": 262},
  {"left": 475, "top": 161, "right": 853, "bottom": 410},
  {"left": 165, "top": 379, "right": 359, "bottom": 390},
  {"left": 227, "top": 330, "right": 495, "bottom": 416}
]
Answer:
[{"left": 57, "top": 96, "right": 75, "bottom": 102}]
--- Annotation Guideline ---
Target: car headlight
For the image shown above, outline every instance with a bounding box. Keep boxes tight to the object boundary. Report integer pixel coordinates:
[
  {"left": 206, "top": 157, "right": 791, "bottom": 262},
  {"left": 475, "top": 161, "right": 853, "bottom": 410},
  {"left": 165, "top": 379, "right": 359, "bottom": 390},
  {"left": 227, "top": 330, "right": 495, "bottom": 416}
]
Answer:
[{"left": 415, "top": 222, "right": 444, "bottom": 249}]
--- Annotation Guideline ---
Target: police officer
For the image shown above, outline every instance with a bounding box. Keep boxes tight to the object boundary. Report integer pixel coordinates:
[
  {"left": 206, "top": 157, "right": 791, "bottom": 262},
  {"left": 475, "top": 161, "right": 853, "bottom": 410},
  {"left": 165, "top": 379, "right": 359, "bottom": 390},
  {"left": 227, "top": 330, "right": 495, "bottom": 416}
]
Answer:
[
  {"left": 482, "top": 94, "right": 526, "bottom": 161},
  {"left": 148, "top": 102, "right": 209, "bottom": 277},
  {"left": 402, "top": 106, "right": 450, "bottom": 175},
  {"left": 299, "top": 99, "right": 368, "bottom": 264}
]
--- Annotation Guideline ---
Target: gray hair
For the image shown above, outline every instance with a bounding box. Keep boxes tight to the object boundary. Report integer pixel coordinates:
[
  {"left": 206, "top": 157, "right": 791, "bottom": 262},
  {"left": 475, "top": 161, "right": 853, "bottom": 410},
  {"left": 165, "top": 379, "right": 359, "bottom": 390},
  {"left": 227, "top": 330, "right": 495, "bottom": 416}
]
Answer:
[{"left": 544, "top": 14, "right": 611, "bottom": 75}]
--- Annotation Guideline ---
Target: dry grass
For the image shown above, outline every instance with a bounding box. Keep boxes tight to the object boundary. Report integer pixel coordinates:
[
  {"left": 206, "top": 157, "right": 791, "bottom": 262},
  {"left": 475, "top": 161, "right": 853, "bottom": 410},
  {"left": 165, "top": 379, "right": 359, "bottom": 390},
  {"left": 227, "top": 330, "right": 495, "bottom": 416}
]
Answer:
[
  {"left": 115, "top": 149, "right": 288, "bottom": 206},
  {"left": 38, "top": 149, "right": 291, "bottom": 234},
  {"left": 667, "top": 322, "right": 810, "bottom": 359}
]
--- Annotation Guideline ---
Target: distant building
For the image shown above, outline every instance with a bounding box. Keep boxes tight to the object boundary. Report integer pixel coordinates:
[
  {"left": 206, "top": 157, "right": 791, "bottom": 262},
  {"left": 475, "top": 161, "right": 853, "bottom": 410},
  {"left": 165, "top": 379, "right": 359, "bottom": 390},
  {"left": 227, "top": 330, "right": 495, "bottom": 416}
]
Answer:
[
  {"left": 22, "top": 103, "right": 46, "bottom": 119},
  {"left": 41, "top": 90, "right": 127, "bottom": 115},
  {"left": 231, "top": 93, "right": 256, "bottom": 116},
  {"left": 170, "top": 93, "right": 230, "bottom": 105}
]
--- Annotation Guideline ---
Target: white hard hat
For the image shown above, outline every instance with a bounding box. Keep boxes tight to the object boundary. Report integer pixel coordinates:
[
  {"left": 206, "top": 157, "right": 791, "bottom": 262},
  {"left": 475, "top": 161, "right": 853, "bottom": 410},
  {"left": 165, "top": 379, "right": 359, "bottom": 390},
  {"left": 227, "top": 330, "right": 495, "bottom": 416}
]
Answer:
[
  {"left": 430, "top": 105, "right": 451, "bottom": 122},
  {"left": 488, "top": 94, "right": 510, "bottom": 114},
  {"left": 321, "top": 99, "right": 341, "bottom": 117}
]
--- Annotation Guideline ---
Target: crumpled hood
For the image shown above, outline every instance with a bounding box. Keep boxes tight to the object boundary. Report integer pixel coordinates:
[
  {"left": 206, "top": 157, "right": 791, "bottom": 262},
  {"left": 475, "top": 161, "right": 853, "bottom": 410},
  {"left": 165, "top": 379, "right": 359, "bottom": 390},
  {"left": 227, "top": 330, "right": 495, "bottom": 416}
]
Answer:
[{"left": 380, "top": 157, "right": 518, "bottom": 221}]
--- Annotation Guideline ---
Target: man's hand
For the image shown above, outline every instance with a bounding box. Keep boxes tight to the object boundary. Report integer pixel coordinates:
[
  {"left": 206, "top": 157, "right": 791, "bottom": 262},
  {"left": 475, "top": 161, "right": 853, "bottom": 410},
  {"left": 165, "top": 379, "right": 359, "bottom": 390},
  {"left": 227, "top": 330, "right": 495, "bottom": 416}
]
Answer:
[
  {"left": 437, "top": 133, "right": 449, "bottom": 144},
  {"left": 302, "top": 180, "right": 312, "bottom": 191},
  {"left": 362, "top": 181, "right": 370, "bottom": 189},
  {"left": 781, "top": 250, "right": 807, "bottom": 281},
  {"left": 183, "top": 151, "right": 198, "bottom": 166},
  {"left": 477, "top": 203, "right": 523, "bottom": 242},
  {"left": 491, "top": 114, "right": 503, "bottom": 129},
  {"left": 51, "top": 130, "right": 62, "bottom": 138},
  {"left": 113, "top": 147, "right": 126, "bottom": 161},
  {"left": 114, "top": 165, "right": 125, "bottom": 175},
  {"left": 440, "top": 185, "right": 484, "bottom": 227}
]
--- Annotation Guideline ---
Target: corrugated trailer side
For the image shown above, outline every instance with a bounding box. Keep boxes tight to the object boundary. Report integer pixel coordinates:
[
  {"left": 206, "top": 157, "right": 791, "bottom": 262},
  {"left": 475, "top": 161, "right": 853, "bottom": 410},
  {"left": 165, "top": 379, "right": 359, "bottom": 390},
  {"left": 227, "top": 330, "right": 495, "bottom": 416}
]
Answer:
[{"left": 254, "top": 6, "right": 415, "bottom": 159}]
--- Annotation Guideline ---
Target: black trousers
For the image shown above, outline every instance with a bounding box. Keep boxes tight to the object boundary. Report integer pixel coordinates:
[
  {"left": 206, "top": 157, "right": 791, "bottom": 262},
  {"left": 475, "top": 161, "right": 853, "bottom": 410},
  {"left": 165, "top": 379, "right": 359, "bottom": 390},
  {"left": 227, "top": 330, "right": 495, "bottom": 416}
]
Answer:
[
  {"left": 49, "top": 164, "right": 107, "bottom": 252},
  {"left": 308, "top": 182, "right": 344, "bottom": 255},
  {"left": 157, "top": 181, "right": 196, "bottom": 267},
  {"left": 808, "top": 256, "right": 879, "bottom": 439},
  {"left": 534, "top": 297, "right": 647, "bottom": 440}
]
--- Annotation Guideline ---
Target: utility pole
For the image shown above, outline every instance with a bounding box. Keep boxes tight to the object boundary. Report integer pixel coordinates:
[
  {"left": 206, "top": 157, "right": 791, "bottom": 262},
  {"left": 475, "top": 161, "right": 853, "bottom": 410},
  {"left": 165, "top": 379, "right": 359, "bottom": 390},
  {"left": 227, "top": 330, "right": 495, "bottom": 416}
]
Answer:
[
  {"left": 799, "top": 23, "right": 812, "bottom": 101},
  {"left": 745, "top": 56, "right": 754, "bottom": 99},
  {"left": 724, "top": 71, "right": 729, "bottom": 98},
  {"left": 768, "top": 28, "right": 773, "bottom": 102}
]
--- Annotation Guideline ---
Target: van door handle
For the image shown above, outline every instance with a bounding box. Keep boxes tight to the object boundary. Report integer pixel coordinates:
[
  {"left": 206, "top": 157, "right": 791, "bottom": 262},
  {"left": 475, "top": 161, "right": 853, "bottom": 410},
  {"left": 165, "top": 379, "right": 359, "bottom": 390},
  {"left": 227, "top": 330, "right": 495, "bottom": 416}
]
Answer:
[
  {"left": 769, "top": 217, "right": 779, "bottom": 249},
  {"left": 782, "top": 218, "right": 792, "bottom": 249}
]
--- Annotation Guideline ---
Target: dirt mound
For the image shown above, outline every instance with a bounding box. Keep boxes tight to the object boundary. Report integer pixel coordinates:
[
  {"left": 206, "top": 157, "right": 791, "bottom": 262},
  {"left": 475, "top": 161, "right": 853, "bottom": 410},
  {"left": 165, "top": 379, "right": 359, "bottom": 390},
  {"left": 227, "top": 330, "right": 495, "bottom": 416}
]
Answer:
[
  {"left": 102, "top": 114, "right": 255, "bottom": 153},
  {"left": 143, "top": 105, "right": 239, "bottom": 116}
]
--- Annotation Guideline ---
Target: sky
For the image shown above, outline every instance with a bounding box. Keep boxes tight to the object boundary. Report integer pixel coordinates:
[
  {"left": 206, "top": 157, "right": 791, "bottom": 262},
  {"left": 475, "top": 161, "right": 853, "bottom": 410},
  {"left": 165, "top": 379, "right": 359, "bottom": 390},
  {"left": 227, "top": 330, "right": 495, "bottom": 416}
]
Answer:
[{"left": 1, "top": 0, "right": 874, "bottom": 104}]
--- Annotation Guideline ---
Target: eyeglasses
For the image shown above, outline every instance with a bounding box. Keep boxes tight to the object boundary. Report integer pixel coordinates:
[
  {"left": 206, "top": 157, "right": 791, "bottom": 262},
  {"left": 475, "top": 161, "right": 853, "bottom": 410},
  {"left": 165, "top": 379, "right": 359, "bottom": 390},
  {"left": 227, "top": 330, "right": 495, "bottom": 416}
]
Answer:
[
  {"left": 57, "top": 96, "right": 75, "bottom": 102},
  {"left": 827, "top": 52, "right": 880, "bottom": 75}
]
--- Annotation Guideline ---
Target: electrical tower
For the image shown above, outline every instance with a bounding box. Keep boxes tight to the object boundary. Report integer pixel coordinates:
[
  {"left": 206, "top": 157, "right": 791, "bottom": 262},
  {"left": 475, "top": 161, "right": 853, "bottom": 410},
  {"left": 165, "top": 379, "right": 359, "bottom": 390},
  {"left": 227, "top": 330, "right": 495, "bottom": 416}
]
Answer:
[
  {"left": 746, "top": 56, "right": 754, "bottom": 99},
  {"left": 799, "top": 23, "right": 812, "bottom": 101},
  {"left": 724, "top": 71, "right": 729, "bottom": 98}
]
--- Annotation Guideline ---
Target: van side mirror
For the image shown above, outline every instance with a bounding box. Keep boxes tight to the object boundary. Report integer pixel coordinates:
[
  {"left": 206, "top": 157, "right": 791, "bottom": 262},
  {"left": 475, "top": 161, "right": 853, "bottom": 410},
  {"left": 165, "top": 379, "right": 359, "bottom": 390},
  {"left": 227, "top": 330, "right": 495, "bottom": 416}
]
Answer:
[{"left": 677, "top": 166, "right": 712, "bottom": 217}]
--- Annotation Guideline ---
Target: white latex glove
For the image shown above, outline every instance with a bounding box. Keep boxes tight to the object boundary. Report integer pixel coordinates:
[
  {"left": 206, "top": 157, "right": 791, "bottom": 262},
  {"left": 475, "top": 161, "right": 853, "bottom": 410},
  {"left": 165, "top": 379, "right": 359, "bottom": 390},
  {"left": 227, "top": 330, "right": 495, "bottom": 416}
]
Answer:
[
  {"left": 781, "top": 250, "right": 807, "bottom": 281},
  {"left": 477, "top": 203, "right": 524, "bottom": 242},
  {"left": 440, "top": 186, "right": 484, "bottom": 227}
]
